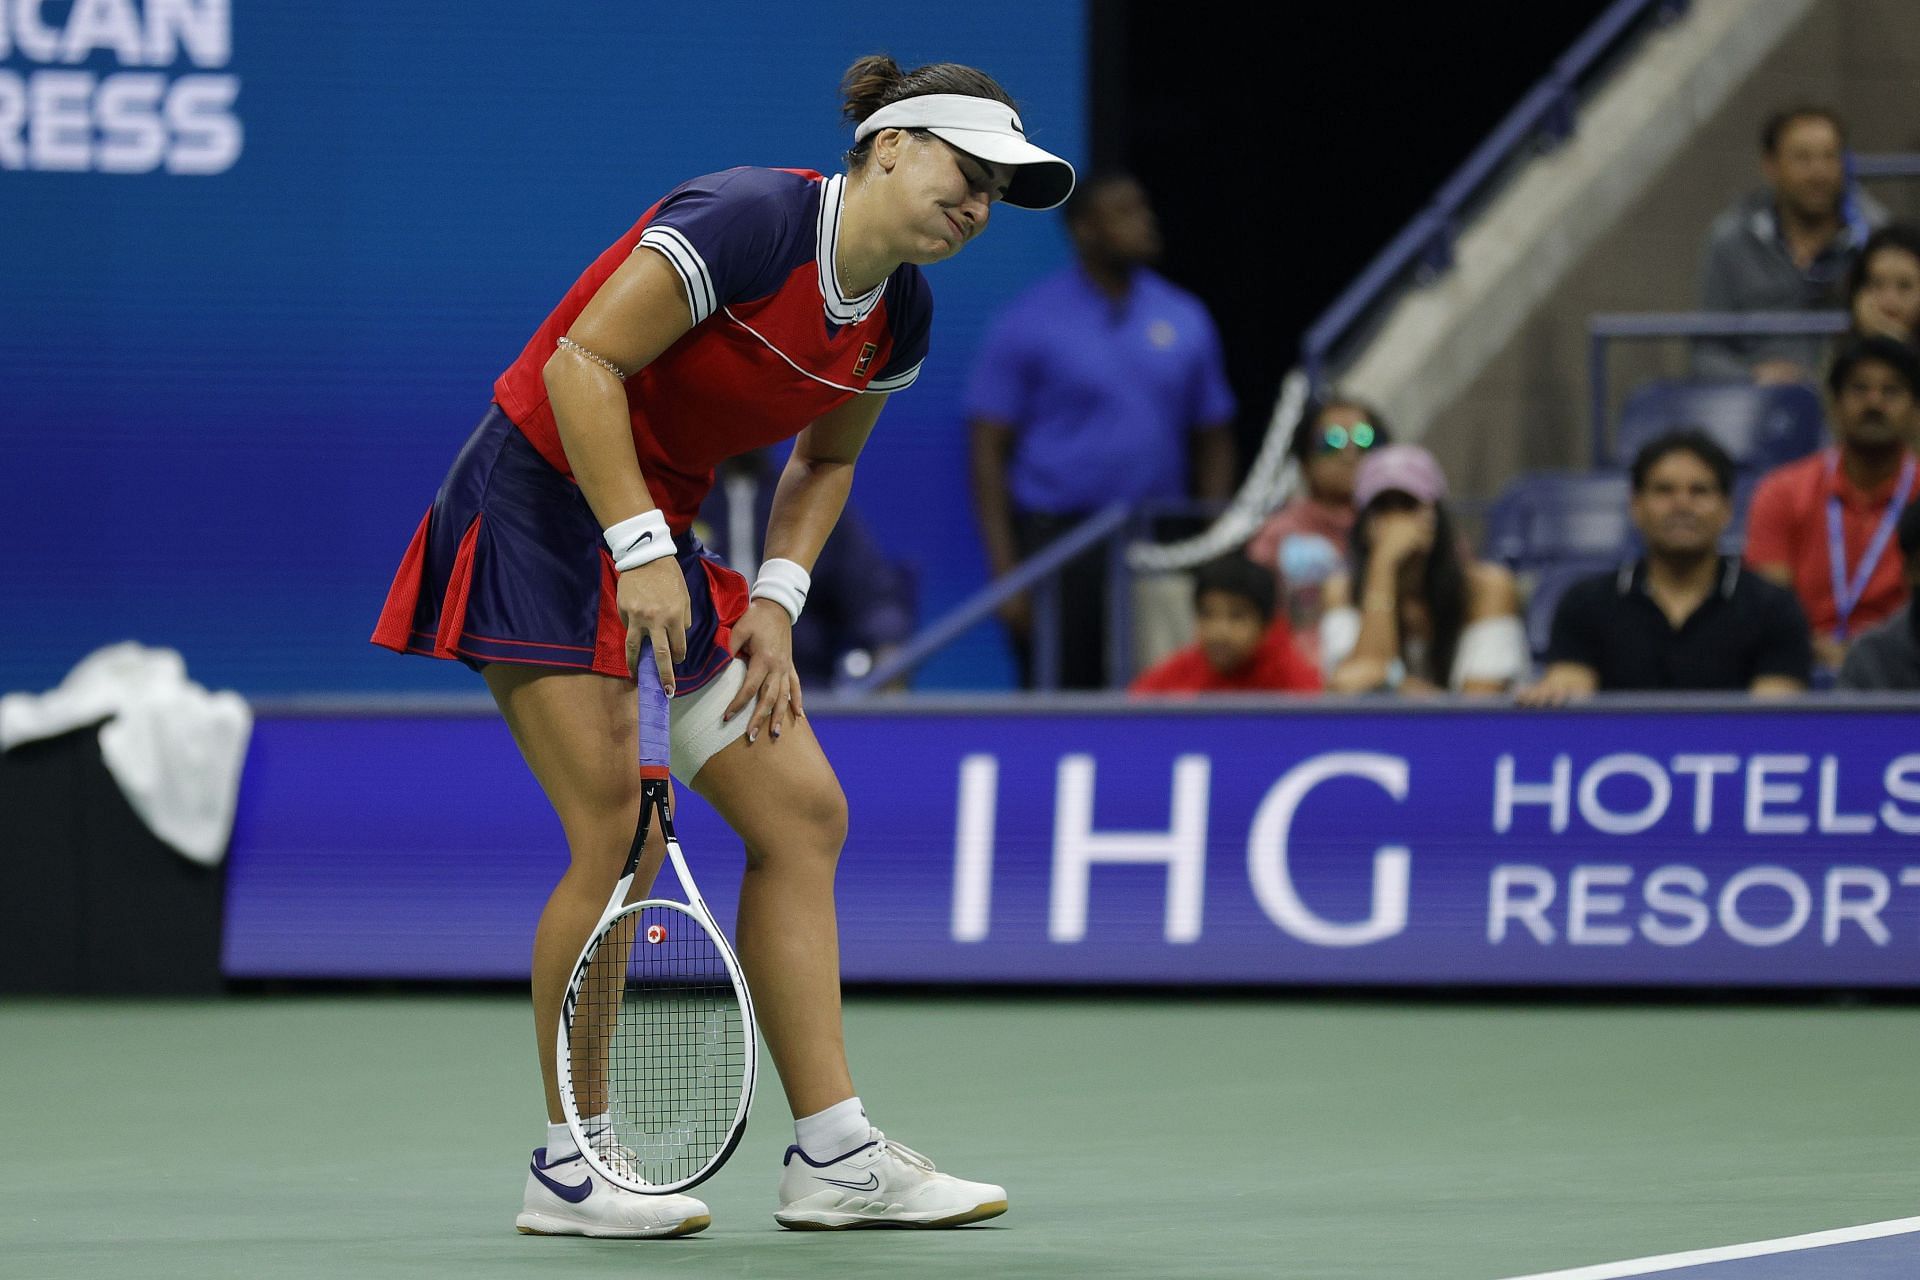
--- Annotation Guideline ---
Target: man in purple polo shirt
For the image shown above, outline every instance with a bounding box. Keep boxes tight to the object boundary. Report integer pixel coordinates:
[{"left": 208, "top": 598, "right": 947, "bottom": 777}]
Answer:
[{"left": 967, "top": 173, "right": 1237, "bottom": 688}]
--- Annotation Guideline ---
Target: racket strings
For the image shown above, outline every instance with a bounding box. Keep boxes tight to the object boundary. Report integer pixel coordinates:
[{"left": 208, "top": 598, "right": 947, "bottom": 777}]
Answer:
[{"left": 571, "top": 903, "right": 747, "bottom": 1186}]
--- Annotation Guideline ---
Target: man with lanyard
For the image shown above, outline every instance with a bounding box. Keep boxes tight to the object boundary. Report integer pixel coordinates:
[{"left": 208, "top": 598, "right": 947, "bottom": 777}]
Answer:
[
  {"left": 1838, "top": 502, "right": 1920, "bottom": 691},
  {"left": 1745, "top": 334, "right": 1920, "bottom": 673}
]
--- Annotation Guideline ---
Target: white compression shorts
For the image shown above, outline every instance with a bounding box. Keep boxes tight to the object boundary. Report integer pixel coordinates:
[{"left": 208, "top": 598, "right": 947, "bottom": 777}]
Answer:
[{"left": 669, "top": 657, "right": 755, "bottom": 786}]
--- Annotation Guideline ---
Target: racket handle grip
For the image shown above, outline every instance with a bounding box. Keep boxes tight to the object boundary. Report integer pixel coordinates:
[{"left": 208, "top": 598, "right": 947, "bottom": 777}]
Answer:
[{"left": 636, "top": 643, "right": 672, "bottom": 772}]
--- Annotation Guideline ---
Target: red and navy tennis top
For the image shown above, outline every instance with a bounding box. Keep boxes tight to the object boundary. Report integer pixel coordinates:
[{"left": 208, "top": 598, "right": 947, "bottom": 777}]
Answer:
[{"left": 493, "top": 167, "right": 933, "bottom": 532}]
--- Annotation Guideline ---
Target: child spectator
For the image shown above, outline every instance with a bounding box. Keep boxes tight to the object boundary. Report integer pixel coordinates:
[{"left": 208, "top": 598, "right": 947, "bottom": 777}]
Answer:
[
  {"left": 1130, "top": 554, "right": 1320, "bottom": 695},
  {"left": 1244, "top": 394, "right": 1393, "bottom": 661}
]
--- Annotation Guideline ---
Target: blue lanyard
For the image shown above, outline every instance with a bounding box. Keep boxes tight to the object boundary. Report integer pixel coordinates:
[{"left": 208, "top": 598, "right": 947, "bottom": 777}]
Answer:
[{"left": 1826, "top": 451, "right": 1916, "bottom": 640}]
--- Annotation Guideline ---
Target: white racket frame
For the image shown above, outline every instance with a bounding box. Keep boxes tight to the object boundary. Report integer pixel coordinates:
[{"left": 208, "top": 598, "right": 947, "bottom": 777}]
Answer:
[{"left": 555, "top": 787, "right": 759, "bottom": 1195}]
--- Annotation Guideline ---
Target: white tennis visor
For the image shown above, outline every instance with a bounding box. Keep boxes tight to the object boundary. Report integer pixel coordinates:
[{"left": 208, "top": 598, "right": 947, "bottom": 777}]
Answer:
[{"left": 853, "top": 93, "right": 1076, "bottom": 211}]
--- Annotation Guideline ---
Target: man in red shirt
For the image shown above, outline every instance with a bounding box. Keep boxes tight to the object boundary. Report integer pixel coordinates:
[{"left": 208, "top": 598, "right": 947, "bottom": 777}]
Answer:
[
  {"left": 1744, "top": 334, "right": 1920, "bottom": 671},
  {"left": 1130, "top": 554, "right": 1321, "bottom": 695}
]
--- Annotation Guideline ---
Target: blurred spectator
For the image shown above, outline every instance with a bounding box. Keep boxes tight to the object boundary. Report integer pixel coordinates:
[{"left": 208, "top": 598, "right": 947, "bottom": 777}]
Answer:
[
  {"left": 1519, "top": 431, "right": 1811, "bottom": 705},
  {"left": 1745, "top": 335, "right": 1919, "bottom": 672},
  {"left": 1837, "top": 501, "right": 1920, "bottom": 691},
  {"left": 1244, "top": 394, "right": 1393, "bottom": 660},
  {"left": 968, "top": 172, "right": 1236, "bottom": 688},
  {"left": 694, "top": 448, "right": 915, "bottom": 691},
  {"left": 1694, "top": 105, "right": 1883, "bottom": 384},
  {"left": 1844, "top": 223, "right": 1920, "bottom": 347},
  {"left": 1320, "top": 445, "right": 1526, "bottom": 694},
  {"left": 1130, "top": 554, "right": 1320, "bottom": 696}
]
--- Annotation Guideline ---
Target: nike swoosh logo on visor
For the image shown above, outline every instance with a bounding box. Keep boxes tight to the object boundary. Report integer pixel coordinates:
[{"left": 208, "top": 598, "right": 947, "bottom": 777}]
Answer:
[
  {"left": 817, "top": 1172, "right": 881, "bottom": 1191},
  {"left": 531, "top": 1164, "right": 593, "bottom": 1203}
]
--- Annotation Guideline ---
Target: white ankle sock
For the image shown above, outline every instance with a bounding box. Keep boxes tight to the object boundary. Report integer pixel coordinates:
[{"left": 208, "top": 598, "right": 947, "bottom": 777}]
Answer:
[
  {"left": 544, "top": 1112, "right": 608, "bottom": 1162},
  {"left": 795, "top": 1096, "right": 869, "bottom": 1163}
]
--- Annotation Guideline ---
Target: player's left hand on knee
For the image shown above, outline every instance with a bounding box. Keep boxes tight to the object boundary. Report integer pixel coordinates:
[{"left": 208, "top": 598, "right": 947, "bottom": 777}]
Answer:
[{"left": 725, "top": 601, "right": 805, "bottom": 743}]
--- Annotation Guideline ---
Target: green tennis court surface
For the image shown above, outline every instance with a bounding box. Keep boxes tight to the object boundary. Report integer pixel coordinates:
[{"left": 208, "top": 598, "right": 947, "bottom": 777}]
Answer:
[{"left": 2, "top": 995, "right": 1914, "bottom": 1278}]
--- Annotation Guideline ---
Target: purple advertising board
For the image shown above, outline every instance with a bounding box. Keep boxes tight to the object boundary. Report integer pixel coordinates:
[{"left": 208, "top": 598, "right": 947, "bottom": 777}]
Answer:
[{"left": 223, "top": 700, "right": 1920, "bottom": 987}]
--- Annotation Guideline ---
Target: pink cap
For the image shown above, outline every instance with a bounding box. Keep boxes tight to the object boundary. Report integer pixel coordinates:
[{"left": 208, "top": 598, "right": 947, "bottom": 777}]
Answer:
[{"left": 1354, "top": 444, "right": 1448, "bottom": 510}]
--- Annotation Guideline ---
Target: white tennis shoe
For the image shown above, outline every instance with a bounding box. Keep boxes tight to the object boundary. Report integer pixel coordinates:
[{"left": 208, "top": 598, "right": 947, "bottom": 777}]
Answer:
[
  {"left": 515, "top": 1146, "right": 711, "bottom": 1239},
  {"left": 775, "top": 1129, "right": 1008, "bottom": 1230}
]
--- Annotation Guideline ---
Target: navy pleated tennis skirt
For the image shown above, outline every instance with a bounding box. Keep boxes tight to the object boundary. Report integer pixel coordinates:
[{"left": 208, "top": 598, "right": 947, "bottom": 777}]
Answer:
[{"left": 373, "top": 403, "right": 746, "bottom": 695}]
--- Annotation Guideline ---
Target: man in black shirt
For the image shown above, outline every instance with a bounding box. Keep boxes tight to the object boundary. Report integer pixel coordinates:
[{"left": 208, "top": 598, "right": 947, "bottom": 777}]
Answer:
[{"left": 1519, "top": 431, "right": 1813, "bottom": 704}]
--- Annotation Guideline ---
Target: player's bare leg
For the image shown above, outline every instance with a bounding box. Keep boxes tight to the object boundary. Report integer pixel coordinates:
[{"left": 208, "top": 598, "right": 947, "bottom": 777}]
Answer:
[
  {"left": 483, "top": 664, "right": 703, "bottom": 1239},
  {"left": 483, "top": 664, "right": 667, "bottom": 1122},
  {"left": 688, "top": 715, "right": 855, "bottom": 1119},
  {"left": 691, "top": 717, "right": 1007, "bottom": 1229}
]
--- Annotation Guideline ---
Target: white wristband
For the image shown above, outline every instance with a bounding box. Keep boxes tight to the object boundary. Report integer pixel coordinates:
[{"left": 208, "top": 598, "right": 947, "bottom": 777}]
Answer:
[
  {"left": 604, "top": 510, "right": 676, "bottom": 572},
  {"left": 751, "top": 558, "right": 811, "bottom": 625}
]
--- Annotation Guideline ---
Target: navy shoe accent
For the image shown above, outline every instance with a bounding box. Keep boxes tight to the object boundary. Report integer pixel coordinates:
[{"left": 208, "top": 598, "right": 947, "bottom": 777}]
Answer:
[
  {"left": 530, "top": 1147, "right": 593, "bottom": 1203},
  {"left": 782, "top": 1140, "right": 880, "bottom": 1168}
]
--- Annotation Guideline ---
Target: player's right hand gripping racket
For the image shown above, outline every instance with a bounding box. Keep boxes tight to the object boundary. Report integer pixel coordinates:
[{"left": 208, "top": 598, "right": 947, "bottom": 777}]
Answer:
[{"left": 556, "top": 656, "right": 758, "bottom": 1194}]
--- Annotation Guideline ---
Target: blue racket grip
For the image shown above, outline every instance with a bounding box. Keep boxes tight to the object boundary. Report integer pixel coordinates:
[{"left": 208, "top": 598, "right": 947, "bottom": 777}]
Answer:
[{"left": 635, "top": 643, "right": 672, "bottom": 773}]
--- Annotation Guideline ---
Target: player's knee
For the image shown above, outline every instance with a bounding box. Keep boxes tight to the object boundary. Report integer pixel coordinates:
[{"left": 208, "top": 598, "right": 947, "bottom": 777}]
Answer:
[
  {"left": 802, "top": 783, "right": 850, "bottom": 857},
  {"left": 745, "top": 783, "right": 847, "bottom": 872},
  {"left": 554, "top": 766, "right": 642, "bottom": 859}
]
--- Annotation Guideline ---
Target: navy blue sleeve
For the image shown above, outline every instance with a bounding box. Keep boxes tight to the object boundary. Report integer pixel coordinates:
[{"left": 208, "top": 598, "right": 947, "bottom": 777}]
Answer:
[
  {"left": 636, "top": 169, "right": 806, "bottom": 325},
  {"left": 866, "top": 265, "right": 932, "bottom": 393}
]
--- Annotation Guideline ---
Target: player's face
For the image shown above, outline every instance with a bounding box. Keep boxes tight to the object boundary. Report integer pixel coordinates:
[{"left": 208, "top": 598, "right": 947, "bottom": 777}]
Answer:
[
  {"left": 1762, "top": 116, "right": 1844, "bottom": 223},
  {"left": 1833, "top": 359, "right": 1916, "bottom": 449},
  {"left": 1630, "top": 451, "right": 1729, "bottom": 559},
  {"left": 1194, "top": 590, "right": 1266, "bottom": 676},
  {"left": 896, "top": 134, "right": 1012, "bottom": 263}
]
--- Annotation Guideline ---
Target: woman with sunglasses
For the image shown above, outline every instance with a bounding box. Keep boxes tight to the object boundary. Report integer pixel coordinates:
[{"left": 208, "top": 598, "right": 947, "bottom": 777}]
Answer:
[
  {"left": 1245, "top": 395, "right": 1393, "bottom": 659},
  {"left": 372, "top": 54, "right": 1073, "bottom": 1238}
]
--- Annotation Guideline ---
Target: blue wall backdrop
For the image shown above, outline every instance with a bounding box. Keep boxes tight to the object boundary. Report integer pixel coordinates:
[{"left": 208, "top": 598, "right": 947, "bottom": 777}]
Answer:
[{"left": 0, "top": 1, "right": 1086, "bottom": 695}]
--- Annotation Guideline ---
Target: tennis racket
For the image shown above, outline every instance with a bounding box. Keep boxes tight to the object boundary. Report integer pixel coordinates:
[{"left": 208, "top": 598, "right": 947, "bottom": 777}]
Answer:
[{"left": 555, "top": 655, "right": 758, "bottom": 1194}]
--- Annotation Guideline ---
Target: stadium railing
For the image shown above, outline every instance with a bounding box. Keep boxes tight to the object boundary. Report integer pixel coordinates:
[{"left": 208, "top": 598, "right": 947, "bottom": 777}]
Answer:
[
  {"left": 847, "top": 503, "right": 1133, "bottom": 695},
  {"left": 1300, "top": 0, "right": 1688, "bottom": 387},
  {"left": 1586, "top": 310, "right": 1849, "bottom": 465}
]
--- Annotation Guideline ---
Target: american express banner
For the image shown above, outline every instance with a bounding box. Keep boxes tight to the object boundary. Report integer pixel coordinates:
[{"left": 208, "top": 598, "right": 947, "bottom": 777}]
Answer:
[
  {"left": 223, "top": 700, "right": 1920, "bottom": 987},
  {"left": 0, "top": 1, "right": 1084, "bottom": 696}
]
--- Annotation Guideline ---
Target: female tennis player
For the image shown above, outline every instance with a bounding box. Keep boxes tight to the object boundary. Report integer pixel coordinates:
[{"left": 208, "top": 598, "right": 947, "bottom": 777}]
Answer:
[{"left": 372, "top": 55, "right": 1073, "bottom": 1238}]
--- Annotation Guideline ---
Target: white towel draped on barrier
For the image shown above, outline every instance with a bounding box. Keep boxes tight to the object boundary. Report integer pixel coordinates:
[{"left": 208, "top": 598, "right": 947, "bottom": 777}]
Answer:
[{"left": 0, "top": 643, "right": 253, "bottom": 866}]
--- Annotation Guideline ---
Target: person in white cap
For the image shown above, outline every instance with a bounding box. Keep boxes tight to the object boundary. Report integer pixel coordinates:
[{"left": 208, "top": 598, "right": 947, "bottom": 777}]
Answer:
[
  {"left": 1317, "top": 444, "right": 1526, "bottom": 695},
  {"left": 371, "top": 53, "right": 1073, "bottom": 1237}
]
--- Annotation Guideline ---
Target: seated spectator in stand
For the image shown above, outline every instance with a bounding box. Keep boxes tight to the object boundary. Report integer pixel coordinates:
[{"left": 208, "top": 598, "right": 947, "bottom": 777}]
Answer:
[
  {"left": 1320, "top": 445, "right": 1526, "bottom": 695},
  {"left": 695, "top": 448, "right": 916, "bottom": 690},
  {"left": 1745, "top": 335, "right": 1919, "bottom": 672},
  {"left": 1838, "top": 501, "right": 1920, "bottom": 690},
  {"left": 1130, "top": 554, "right": 1319, "bottom": 695},
  {"left": 1518, "top": 431, "right": 1812, "bottom": 705},
  {"left": 1694, "top": 105, "right": 1883, "bottom": 384},
  {"left": 1845, "top": 223, "right": 1920, "bottom": 349},
  {"left": 1244, "top": 394, "right": 1392, "bottom": 660}
]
